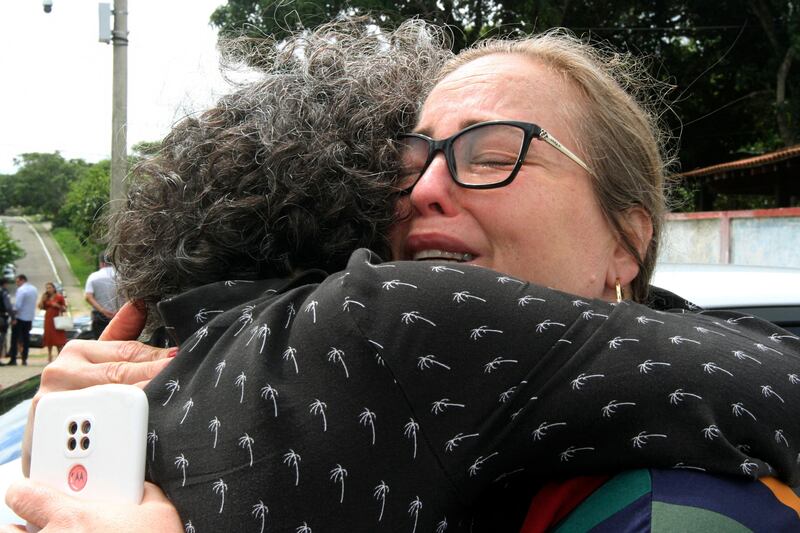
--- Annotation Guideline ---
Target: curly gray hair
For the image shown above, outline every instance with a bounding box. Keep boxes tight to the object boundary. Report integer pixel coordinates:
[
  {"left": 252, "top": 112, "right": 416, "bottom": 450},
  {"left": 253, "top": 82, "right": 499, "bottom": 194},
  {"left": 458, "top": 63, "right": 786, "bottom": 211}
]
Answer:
[{"left": 105, "top": 19, "right": 452, "bottom": 305}]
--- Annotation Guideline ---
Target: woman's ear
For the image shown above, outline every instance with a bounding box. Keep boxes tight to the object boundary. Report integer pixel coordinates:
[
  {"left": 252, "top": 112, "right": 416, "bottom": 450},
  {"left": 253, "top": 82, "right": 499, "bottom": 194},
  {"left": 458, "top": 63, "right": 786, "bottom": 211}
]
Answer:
[{"left": 605, "top": 207, "right": 653, "bottom": 296}]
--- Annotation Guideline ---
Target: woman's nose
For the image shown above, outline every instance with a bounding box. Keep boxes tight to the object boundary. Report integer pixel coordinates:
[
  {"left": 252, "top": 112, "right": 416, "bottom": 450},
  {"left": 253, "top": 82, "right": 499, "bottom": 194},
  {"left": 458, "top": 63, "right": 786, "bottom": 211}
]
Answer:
[{"left": 407, "top": 153, "right": 459, "bottom": 216}]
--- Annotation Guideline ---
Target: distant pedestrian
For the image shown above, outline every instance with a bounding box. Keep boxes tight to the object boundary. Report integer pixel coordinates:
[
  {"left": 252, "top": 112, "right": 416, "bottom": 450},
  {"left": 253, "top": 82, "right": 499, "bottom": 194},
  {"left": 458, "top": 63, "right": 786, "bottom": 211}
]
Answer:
[
  {"left": 84, "top": 253, "right": 123, "bottom": 339},
  {"left": 4, "top": 274, "right": 37, "bottom": 366},
  {"left": 0, "top": 278, "right": 13, "bottom": 358},
  {"left": 39, "top": 281, "right": 67, "bottom": 362}
]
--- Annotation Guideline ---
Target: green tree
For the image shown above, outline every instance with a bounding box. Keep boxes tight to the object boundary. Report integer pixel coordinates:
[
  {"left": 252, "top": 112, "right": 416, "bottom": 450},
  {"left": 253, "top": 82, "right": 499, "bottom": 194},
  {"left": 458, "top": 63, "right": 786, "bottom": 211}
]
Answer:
[
  {"left": 9, "top": 152, "right": 87, "bottom": 219},
  {"left": 60, "top": 160, "right": 111, "bottom": 243},
  {"left": 0, "top": 222, "right": 25, "bottom": 267}
]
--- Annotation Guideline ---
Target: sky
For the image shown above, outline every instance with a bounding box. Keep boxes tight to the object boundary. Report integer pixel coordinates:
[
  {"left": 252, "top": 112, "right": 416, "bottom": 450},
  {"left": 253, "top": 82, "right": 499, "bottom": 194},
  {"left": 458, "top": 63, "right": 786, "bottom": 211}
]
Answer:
[{"left": 0, "top": 0, "right": 228, "bottom": 173}]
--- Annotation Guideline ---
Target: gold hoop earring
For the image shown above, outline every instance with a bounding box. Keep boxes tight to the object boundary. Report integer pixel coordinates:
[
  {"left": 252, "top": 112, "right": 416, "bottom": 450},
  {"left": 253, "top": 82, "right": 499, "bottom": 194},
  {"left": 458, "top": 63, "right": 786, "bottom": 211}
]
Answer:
[{"left": 615, "top": 278, "right": 623, "bottom": 303}]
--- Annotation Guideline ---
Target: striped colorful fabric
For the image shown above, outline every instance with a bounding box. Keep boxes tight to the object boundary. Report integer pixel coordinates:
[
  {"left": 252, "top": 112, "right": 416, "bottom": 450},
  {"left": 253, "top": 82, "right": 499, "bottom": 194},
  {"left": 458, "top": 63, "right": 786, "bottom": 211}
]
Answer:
[{"left": 521, "top": 469, "right": 800, "bottom": 532}]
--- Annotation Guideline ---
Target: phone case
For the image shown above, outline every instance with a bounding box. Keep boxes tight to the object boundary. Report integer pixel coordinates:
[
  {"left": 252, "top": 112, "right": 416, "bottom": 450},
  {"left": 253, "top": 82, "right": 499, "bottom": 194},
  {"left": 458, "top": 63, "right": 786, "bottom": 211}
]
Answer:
[{"left": 29, "top": 384, "right": 148, "bottom": 504}]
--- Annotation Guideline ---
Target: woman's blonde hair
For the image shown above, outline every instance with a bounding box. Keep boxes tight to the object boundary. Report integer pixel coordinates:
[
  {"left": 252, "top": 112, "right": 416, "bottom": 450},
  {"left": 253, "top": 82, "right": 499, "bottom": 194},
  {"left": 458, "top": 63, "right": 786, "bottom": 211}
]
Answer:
[{"left": 439, "top": 30, "right": 673, "bottom": 302}]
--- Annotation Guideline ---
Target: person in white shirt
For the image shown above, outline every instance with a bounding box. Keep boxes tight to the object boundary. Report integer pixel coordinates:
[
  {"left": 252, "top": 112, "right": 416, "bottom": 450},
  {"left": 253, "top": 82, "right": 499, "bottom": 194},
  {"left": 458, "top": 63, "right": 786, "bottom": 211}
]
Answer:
[
  {"left": 3, "top": 274, "right": 37, "bottom": 366},
  {"left": 84, "top": 254, "right": 123, "bottom": 339}
]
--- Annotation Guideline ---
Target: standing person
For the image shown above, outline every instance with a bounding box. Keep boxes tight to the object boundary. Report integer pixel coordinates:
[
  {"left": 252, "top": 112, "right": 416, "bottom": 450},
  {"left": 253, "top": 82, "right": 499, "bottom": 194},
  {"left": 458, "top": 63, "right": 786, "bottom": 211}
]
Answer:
[
  {"left": 84, "top": 254, "right": 122, "bottom": 339},
  {"left": 38, "top": 282, "right": 67, "bottom": 362},
  {"left": 5, "top": 274, "right": 37, "bottom": 366},
  {"left": 0, "top": 279, "right": 13, "bottom": 359}
]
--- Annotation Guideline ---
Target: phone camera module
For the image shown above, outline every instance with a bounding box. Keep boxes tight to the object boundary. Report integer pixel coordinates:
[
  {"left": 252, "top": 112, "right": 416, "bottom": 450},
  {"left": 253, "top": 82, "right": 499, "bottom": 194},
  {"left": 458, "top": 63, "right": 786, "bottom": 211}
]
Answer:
[
  {"left": 68, "top": 421, "right": 78, "bottom": 434},
  {"left": 80, "top": 437, "right": 91, "bottom": 450},
  {"left": 81, "top": 420, "right": 92, "bottom": 433},
  {"left": 67, "top": 437, "right": 77, "bottom": 451}
]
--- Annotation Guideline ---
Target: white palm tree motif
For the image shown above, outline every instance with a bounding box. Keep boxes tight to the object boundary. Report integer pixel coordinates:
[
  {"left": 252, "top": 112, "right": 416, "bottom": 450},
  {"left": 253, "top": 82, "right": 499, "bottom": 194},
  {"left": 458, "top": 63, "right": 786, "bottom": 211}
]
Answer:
[
  {"left": 180, "top": 398, "right": 194, "bottom": 424},
  {"left": 761, "top": 385, "right": 785, "bottom": 403},
  {"left": 483, "top": 357, "right": 518, "bottom": 373},
  {"left": 571, "top": 299, "right": 589, "bottom": 307},
  {"left": 408, "top": 496, "right": 423, "bottom": 533},
  {"left": 284, "top": 302, "right": 296, "bottom": 328},
  {"left": 252, "top": 501, "right": 269, "bottom": 533},
  {"left": 608, "top": 337, "right": 640, "bottom": 349},
  {"left": 223, "top": 280, "right": 255, "bottom": 287},
  {"left": 497, "top": 276, "right": 523, "bottom": 284},
  {"left": 668, "top": 389, "right": 703, "bottom": 405},
  {"left": 518, "top": 295, "right": 546, "bottom": 306},
  {"left": 570, "top": 373, "right": 605, "bottom": 390},
  {"left": 417, "top": 355, "right": 451, "bottom": 371},
  {"left": 701, "top": 362, "right": 734, "bottom": 377},
  {"left": 559, "top": 446, "right": 595, "bottom": 462},
  {"left": 208, "top": 417, "right": 221, "bottom": 448},
  {"left": 581, "top": 309, "right": 609, "bottom": 320},
  {"left": 283, "top": 449, "right": 301, "bottom": 486},
  {"left": 775, "top": 429, "right": 789, "bottom": 446},
  {"left": 184, "top": 521, "right": 195, "bottom": 533},
  {"left": 557, "top": 338, "right": 573, "bottom": 344},
  {"left": 235, "top": 372, "right": 247, "bottom": 403},
  {"left": 740, "top": 459, "right": 759, "bottom": 475},
  {"left": 147, "top": 429, "right": 158, "bottom": 461},
  {"left": 444, "top": 432, "right": 480, "bottom": 452},
  {"left": 404, "top": 419, "right": 419, "bottom": 459},
  {"left": 373, "top": 481, "right": 390, "bottom": 522},
  {"left": 673, "top": 463, "right": 706, "bottom": 472},
  {"left": 213, "top": 360, "right": 226, "bottom": 387},
  {"left": 535, "top": 319, "right": 566, "bottom": 333},
  {"left": 727, "top": 315, "right": 754, "bottom": 324},
  {"left": 359, "top": 408, "right": 377, "bottom": 445},
  {"left": 212, "top": 478, "right": 227, "bottom": 513},
  {"left": 702, "top": 424, "right": 721, "bottom": 440},
  {"left": 382, "top": 279, "right": 418, "bottom": 290},
  {"left": 731, "top": 402, "right": 757, "bottom": 420},
  {"left": 163, "top": 379, "right": 180, "bottom": 406},
  {"left": 498, "top": 386, "right": 518, "bottom": 403},
  {"left": 238, "top": 433, "right": 255, "bottom": 467},
  {"left": 187, "top": 325, "right": 209, "bottom": 352},
  {"left": 532, "top": 421, "right": 567, "bottom": 441},
  {"left": 431, "top": 398, "right": 466, "bottom": 414},
  {"left": 631, "top": 431, "right": 668, "bottom": 448},
  {"left": 493, "top": 468, "right": 525, "bottom": 485},
  {"left": 296, "top": 522, "right": 312, "bottom": 533},
  {"left": 401, "top": 311, "right": 436, "bottom": 326},
  {"left": 369, "top": 339, "right": 385, "bottom": 366},
  {"left": 754, "top": 343, "right": 782, "bottom": 355},
  {"left": 468, "top": 451, "right": 499, "bottom": 477},
  {"left": 194, "top": 308, "right": 223, "bottom": 323},
  {"left": 283, "top": 347, "right": 299, "bottom": 374},
  {"left": 304, "top": 300, "right": 318, "bottom": 323},
  {"left": 452, "top": 290, "right": 486, "bottom": 303},
  {"left": 234, "top": 305, "right": 255, "bottom": 336},
  {"left": 342, "top": 296, "right": 365, "bottom": 311},
  {"left": 669, "top": 336, "right": 701, "bottom": 345},
  {"left": 326, "top": 347, "right": 349, "bottom": 378},
  {"left": 436, "top": 518, "right": 448, "bottom": 533},
  {"left": 431, "top": 265, "right": 464, "bottom": 274},
  {"left": 694, "top": 326, "right": 725, "bottom": 336},
  {"left": 732, "top": 350, "right": 762, "bottom": 364},
  {"left": 601, "top": 400, "right": 637, "bottom": 418},
  {"left": 174, "top": 453, "right": 189, "bottom": 486},
  {"left": 635, "top": 315, "right": 664, "bottom": 325},
  {"left": 713, "top": 321, "right": 740, "bottom": 333},
  {"left": 769, "top": 333, "right": 799, "bottom": 343},
  {"left": 470, "top": 325, "right": 503, "bottom": 339},
  {"left": 309, "top": 399, "right": 328, "bottom": 431},
  {"left": 329, "top": 464, "right": 348, "bottom": 503},
  {"left": 246, "top": 323, "right": 270, "bottom": 353},
  {"left": 637, "top": 360, "right": 671, "bottom": 374},
  {"left": 789, "top": 373, "right": 800, "bottom": 384},
  {"left": 260, "top": 384, "right": 279, "bottom": 417}
]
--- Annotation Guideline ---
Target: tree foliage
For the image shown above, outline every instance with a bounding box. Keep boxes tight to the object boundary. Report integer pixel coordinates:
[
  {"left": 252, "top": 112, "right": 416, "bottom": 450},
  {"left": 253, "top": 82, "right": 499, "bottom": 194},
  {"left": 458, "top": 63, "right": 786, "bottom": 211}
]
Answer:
[
  {"left": 1, "top": 152, "right": 87, "bottom": 219},
  {"left": 60, "top": 160, "right": 111, "bottom": 243},
  {"left": 0, "top": 222, "right": 25, "bottom": 268}
]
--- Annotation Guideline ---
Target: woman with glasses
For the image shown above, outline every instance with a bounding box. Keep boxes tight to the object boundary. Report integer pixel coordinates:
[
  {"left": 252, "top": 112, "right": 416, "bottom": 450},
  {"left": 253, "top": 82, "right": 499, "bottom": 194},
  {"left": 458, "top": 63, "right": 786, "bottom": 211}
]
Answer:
[{"left": 8, "top": 22, "right": 800, "bottom": 533}]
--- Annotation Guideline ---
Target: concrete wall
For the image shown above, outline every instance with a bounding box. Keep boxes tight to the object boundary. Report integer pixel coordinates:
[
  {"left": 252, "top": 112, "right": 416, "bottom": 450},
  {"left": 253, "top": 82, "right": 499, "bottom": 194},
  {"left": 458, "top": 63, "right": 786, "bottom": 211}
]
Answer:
[{"left": 659, "top": 208, "right": 800, "bottom": 267}]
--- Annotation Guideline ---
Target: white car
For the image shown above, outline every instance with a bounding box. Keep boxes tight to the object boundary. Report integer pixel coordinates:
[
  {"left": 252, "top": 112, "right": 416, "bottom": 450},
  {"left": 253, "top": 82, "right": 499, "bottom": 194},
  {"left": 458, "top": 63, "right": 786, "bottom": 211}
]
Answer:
[{"left": 652, "top": 263, "right": 800, "bottom": 335}]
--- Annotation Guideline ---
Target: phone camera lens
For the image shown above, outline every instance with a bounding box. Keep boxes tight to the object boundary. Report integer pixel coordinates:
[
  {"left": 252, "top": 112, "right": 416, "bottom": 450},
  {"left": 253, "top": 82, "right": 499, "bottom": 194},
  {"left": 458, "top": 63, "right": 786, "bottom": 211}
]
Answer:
[
  {"left": 82, "top": 420, "right": 91, "bottom": 433},
  {"left": 81, "top": 437, "right": 91, "bottom": 450},
  {"left": 68, "top": 421, "right": 78, "bottom": 434},
  {"left": 67, "top": 437, "right": 77, "bottom": 451}
]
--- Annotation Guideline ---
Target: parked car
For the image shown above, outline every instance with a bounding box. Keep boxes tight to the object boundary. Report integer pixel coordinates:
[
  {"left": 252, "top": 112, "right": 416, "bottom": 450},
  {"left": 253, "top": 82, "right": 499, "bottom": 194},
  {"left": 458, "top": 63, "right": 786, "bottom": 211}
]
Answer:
[
  {"left": 652, "top": 263, "right": 800, "bottom": 335},
  {"left": 29, "top": 313, "right": 93, "bottom": 348},
  {"left": 2, "top": 264, "right": 15, "bottom": 283}
]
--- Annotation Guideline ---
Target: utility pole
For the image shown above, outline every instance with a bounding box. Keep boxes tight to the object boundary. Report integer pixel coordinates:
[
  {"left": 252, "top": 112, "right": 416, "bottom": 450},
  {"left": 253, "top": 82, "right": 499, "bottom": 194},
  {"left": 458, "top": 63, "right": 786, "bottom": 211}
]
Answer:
[{"left": 110, "top": 0, "right": 128, "bottom": 208}]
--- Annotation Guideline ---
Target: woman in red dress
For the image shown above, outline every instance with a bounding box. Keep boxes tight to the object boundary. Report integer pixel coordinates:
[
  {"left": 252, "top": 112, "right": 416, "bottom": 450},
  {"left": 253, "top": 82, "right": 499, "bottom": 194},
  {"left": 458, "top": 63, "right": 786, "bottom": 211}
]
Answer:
[{"left": 39, "top": 281, "right": 67, "bottom": 362}]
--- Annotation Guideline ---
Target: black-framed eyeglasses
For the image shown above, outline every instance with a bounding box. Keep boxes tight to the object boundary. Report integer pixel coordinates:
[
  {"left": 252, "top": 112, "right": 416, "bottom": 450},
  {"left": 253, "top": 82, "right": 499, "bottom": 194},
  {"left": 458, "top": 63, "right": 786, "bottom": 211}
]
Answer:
[{"left": 397, "top": 120, "right": 593, "bottom": 191}]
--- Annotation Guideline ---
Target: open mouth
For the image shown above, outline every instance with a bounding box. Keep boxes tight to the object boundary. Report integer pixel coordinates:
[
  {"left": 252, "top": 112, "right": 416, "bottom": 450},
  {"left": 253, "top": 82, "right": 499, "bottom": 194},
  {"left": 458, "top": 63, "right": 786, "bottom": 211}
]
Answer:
[{"left": 412, "top": 250, "right": 475, "bottom": 262}]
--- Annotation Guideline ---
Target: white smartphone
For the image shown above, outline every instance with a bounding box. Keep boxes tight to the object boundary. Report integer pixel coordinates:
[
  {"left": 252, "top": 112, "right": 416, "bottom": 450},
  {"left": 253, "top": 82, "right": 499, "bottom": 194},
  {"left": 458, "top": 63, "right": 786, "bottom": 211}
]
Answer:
[{"left": 29, "top": 384, "right": 148, "bottom": 507}]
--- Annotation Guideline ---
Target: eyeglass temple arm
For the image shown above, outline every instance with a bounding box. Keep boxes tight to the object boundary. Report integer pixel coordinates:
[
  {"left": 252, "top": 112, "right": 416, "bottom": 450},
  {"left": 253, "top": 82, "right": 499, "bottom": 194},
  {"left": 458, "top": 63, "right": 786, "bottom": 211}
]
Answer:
[{"left": 538, "top": 129, "right": 594, "bottom": 176}]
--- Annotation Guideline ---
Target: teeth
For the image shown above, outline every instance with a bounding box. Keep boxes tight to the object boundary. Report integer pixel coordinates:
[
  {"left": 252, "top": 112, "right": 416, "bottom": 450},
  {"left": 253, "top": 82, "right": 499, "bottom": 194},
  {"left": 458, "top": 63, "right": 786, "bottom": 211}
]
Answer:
[{"left": 412, "top": 250, "right": 475, "bottom": 262}]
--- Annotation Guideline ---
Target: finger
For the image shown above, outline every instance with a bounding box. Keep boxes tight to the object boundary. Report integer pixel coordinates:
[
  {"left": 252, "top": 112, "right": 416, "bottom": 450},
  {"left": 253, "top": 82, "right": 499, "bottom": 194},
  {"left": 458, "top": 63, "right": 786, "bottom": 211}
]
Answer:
[
  {"left": 100, "top": 302, "right": 147, "bottom": 341},
  {"left": 141, "top": 482, "right": 169, "bottom": 503},
  {"left": 5, "top": 479, "right": 61, "bottom": 528},
  {"left": 0, "top": 525, "right": 27, "bottom": 532},
  {"left": 58, "top": 340, "right": 176, "bottom": 366},
  {"left": 43, "top": 356, "right": 174, "bottom": 391}
]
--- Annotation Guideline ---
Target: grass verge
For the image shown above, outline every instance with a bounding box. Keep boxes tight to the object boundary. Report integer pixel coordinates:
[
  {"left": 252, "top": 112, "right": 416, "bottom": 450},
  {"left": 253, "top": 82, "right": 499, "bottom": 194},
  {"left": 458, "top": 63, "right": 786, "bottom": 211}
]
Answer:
[{"left": 51, "top": 228, "right": 96, "bottom": 287}]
